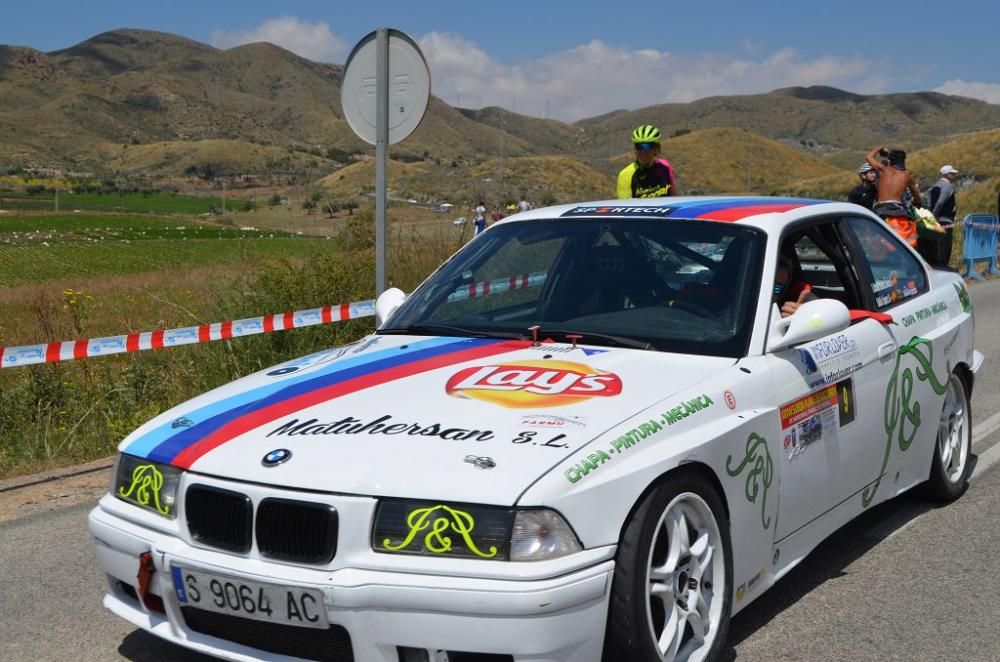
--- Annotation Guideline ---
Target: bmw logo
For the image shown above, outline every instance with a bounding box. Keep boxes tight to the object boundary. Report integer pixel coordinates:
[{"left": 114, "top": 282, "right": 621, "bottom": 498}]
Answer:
[{"left": 262, "top": 449, "right": 292, "bottom": 467}]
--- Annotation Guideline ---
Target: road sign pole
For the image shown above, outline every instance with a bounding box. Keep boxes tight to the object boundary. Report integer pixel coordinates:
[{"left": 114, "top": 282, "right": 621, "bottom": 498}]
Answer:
[
  {"left": 342, "top": 28, "right": 429, "bottom": 297},
  {"left": 375, "top": 27, "right": 389, "bottom": 296}
]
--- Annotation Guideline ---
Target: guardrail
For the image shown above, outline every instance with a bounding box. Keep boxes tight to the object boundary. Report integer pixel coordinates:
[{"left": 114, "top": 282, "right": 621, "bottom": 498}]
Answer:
[
  {"left": 0, "top": 300, "right": 375, "bottom": 369},
  {"left": 962, "top": 214, "right": 1000, "bottom": 281}
]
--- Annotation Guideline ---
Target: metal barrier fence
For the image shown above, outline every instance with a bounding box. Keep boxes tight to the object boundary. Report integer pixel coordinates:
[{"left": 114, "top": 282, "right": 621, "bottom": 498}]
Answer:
[{"left": 961, "top": 214, "right": 1000, "bottom": 281}]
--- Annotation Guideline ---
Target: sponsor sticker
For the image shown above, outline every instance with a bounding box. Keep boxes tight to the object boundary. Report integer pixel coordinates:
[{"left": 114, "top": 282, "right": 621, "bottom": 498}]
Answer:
[
  {"left": 519, "top": 414, "right": 587, "bottom": 428},
  {"left": 780, "top": 384, "right": 839, "bottom": 458},
  {"left": 446, "top": 360, "right": 622, "bottom": 409},
  {"left": 560, "top": 205, "right": 674, "bottom": 218},
  {"left": 267, "top": 415, "right": 495, "bottom": 443},
  {"left": 736, "top": 569, "right": 764, "bottom": 603},
  {"left": 796, "top": 333, "right": 862, "bottom": 387}
]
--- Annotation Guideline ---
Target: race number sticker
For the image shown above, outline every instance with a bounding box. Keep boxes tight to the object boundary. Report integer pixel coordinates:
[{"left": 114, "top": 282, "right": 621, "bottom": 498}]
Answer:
[
  {"left": 836, "top": 378, "right": 856, "bottom": 427},
  {"left": 780, "top": 384, "right": 840, "bottom": 459}
]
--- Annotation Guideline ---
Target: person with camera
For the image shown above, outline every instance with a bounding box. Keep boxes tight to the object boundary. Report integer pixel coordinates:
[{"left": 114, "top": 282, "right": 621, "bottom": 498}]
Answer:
[{"left": 865, "top": 146, "right": 922, "bottom": 247}]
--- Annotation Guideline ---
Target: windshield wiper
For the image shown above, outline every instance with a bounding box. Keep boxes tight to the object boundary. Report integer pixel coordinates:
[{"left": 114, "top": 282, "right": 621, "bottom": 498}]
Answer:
[
  {"left": 378, "top": 323, "right": 525, "bottom": 340},
  {"left": 537, "top": 328, "right": 653, "bottom": 351}
]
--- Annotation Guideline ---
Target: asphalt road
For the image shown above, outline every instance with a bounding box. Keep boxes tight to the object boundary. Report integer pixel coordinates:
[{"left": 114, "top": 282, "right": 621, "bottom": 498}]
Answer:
[{"left": 4, "top": 279, "right": 1000, "bottom": 662}]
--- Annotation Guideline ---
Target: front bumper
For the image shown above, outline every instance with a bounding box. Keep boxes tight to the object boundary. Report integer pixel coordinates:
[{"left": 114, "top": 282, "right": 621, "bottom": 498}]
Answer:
[{"left": 89, "top": 500, "right": 613, "bottom": 662}]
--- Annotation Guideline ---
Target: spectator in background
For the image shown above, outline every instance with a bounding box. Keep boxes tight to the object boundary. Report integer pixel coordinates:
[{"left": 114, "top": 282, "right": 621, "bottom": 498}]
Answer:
[
  {"left": 616, "top": 124, "right": 678, "bottom": 199},
  {"left": 473, "top": 200, "right": 487, "bottom": 236},
  {"left": 866, "top": 146, "right": 922, "bottom": 247},
  {"left": 847, "top": 163, "right": 878, "bottom": 211},
  {"left": 921, "top": 165, "right": 960, "bottom": 267},
  {"left": 517, "top": 196, "right": 533, "bottom": 213}
]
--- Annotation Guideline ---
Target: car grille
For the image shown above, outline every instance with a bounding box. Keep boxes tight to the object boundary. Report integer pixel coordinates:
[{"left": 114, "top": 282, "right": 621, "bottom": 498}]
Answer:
[
  {"left": 181, "top": 607, "right": 354, "bottom": 662},
  {"left": 186, "top": 485, "right": 253, "bottom": 553},
  {"left": 185, "top": 485, "right": 339, "bottom": 564},
  {"left": 257, "top": 497, "right": 338, "bottom": 564}
]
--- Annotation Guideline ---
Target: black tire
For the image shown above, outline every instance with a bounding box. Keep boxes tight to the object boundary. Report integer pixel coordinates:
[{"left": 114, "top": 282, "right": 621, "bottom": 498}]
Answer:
[
  {"left": 926, "top": 371, "right": 972, "bottom": 501},
  {"left": 603, "top": 473, "right": 733, "bottom": 662}
]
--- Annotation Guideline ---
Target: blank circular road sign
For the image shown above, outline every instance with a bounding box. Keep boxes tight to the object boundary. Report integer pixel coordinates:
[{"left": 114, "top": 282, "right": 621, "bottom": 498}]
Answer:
[{"left": 341, "top": 29, "right": 431, "bottom": 145}]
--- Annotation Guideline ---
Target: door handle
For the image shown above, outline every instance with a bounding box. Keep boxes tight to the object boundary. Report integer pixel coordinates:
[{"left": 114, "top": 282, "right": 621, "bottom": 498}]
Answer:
[{"left": 877, "top": 341, "right": 897, "bottom": 359}]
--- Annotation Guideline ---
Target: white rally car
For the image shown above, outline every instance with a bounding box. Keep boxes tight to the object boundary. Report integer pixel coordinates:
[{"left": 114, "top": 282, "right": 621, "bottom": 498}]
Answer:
[{"left": 90, "top": 197, "right": 981, "bottom": 662}]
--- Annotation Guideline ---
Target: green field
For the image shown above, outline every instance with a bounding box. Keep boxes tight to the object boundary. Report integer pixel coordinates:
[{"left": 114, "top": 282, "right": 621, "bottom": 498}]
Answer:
[
  {"left": 0, "top": 191, "right": 238, "bottom": 215},
  {"left": 0, "top": 213, "right": 332, "bottom": 286},
  {"left": 0, "top": 213, "right": 299, "bottom": 243},
  {"left": 0, "top": 238, "right": 333, "bottom": 286}
]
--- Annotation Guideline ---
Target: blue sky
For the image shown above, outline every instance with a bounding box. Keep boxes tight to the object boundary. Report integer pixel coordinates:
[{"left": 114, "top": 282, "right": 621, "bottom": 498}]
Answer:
[{"left": 3, "top": 0, "right": 999, "bottom": 120}]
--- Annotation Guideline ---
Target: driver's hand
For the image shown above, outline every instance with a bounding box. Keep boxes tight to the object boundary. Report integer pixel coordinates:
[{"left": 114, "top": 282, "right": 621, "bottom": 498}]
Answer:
[{"left": 780, "top": 289, "right": 810, "bottom": 318}]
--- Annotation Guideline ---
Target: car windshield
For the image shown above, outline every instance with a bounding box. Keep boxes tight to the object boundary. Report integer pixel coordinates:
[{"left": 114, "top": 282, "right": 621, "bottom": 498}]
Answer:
[{"left": 381, "top": 218, "right": 766, "bottom": 357}]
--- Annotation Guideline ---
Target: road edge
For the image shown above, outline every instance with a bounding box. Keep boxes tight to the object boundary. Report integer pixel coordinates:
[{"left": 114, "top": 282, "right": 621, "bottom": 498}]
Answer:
[{"left": 0, "top": 456, "right": 115, "bottom": 494}]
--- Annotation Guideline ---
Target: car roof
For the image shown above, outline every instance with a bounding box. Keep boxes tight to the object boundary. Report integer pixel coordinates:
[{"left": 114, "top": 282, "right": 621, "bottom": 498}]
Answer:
[{"left": 496, "top": 196, "right": 867, "bottom": 230}]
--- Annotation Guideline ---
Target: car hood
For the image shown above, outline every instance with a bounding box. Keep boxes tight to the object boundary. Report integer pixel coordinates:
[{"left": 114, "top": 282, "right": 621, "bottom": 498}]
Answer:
[{"left": 120, "top": 335, "right": 734, "bottom": 505}]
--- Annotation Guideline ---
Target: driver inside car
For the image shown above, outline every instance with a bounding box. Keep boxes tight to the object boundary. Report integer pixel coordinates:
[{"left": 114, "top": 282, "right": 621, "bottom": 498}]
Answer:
[{"left": 774, "top": 253, "right": 816, "bottom": 318}]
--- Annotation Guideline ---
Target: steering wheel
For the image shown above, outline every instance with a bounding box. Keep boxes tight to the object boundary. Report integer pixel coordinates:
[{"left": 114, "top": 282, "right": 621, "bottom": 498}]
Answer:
[{"left": 664, "top": 298, "right": 715, "bottom": 318}]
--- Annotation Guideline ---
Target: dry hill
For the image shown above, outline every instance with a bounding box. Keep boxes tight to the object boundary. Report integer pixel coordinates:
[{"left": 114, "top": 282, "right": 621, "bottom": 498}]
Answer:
[
  {"left": 319, "top": 155, "right": 610, "bottom": 205},
  {"left": 782, "top": 128, "right": 1000, "bottom": 215},
  {"left": 578, "top": 86, "right": 1000, "bottom": 159},
  {"left": 2, "top": 28, "right": 1000, "bottom": 203},
  {"left": 611, "top": 128, "right": 842, "bottom": 195}
]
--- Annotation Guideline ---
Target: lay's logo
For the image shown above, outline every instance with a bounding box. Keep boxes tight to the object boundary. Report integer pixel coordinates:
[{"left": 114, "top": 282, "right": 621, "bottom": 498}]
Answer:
[{"left": 445, "top": 360, "right": 622, "bottom": 408}]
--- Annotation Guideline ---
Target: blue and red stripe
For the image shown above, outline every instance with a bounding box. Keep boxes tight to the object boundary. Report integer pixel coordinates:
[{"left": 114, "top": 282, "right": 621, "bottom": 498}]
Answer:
[
  {"left": 131, "top": 337, "right": 526, "bottom": 469},
  {"left": 667, "top": 197, "right": 826, "bottom": 221}
]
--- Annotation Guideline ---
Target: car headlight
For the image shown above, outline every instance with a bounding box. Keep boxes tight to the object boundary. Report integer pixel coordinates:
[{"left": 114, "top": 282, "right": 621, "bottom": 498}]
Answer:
[
  {"left": 113, "top": 453, "right": 182, "bottom": 519},
  {"left": 509, "top": 509, "right": 583, "bottom": 562},
  {"left": 372, "top": 500, "right": 581, "bottom": 562}
]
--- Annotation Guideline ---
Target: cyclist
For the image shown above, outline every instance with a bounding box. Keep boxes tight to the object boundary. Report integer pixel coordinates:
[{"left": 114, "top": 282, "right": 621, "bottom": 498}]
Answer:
[{"left": 616, "top": 125, "right": 678, "bottom": 199}]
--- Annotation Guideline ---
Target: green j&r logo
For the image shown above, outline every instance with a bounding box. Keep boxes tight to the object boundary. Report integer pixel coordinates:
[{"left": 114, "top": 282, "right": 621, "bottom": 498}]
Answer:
[
  {"left": 382, "top": 504, "right": 498, "bottom": 558},
  {"left": 118, "top": 464, "right": 170, "bottom": 515}
]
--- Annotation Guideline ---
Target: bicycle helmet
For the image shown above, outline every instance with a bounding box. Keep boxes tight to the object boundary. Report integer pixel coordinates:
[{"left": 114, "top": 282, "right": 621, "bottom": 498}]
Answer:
[
  {"left": 631, "top": 124, "right": 661, "bottom": 144},
  {"left": 857, "top": 163, "right": 874, "bottom": 174}
]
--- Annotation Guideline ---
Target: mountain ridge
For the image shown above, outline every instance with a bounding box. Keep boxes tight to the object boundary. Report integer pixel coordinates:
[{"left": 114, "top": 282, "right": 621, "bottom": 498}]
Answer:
[{"left": 1, "top": 28, "right": 998, "bottom": 201}]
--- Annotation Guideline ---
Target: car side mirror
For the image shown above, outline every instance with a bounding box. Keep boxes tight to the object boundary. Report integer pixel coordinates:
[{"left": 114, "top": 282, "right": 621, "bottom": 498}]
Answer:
[
  {"left": 374, "top": 288, "right": 406, "bottom": 328},
  {"left": 767, "top": 299, "right": 851, "bottom": 353}
]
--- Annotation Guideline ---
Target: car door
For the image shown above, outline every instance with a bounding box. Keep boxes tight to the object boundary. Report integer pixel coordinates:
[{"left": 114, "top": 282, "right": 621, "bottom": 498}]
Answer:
[
  {"left": 839, "top": 215, "right": 953, "bottom": 505},
  {"left": 768, "top": 220, "right": 897, "bottom": 541}
]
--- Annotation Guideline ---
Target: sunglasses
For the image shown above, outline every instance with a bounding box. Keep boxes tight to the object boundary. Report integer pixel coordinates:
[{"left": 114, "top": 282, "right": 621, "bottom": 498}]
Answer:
[{"left": 635, "top": 143, "right": 657, "bottom": 151}]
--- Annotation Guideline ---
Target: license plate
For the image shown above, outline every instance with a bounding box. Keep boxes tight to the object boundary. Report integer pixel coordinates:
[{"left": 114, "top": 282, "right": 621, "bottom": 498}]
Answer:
[{"left": 171, "top": 566, "right": 329, "bottom": 630}]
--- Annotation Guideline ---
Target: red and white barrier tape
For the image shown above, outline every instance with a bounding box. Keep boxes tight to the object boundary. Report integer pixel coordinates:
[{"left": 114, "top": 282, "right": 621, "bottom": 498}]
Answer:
[
  {"left": 447, "top": 271, "right": 547, "bottom": 303},
  {"left": 0, "top": 300, "right": 375, "bottom": 369}
]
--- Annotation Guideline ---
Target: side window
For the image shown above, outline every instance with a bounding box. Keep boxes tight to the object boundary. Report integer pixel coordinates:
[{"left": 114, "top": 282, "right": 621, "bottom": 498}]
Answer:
[
  {"left": 844, "top": 216, "right": 927, "bottom": 309},
  {"left": 778, "top": 224, "right": 862, "bottom": 310}
]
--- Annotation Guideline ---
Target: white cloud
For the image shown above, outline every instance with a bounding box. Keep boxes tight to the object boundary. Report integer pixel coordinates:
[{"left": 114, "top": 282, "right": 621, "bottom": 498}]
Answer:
[
  {"left": 419, "top": 33, "right": 889, "bottom": 121},
  {"left": 208, "top": 20, "right": 904, "bottom": 120},
  {"left": 211, "top": 17, "right": 347, "bottom": 63},
  {"left": 934, "top": 79, "right": 1000, "bottom": 104}
]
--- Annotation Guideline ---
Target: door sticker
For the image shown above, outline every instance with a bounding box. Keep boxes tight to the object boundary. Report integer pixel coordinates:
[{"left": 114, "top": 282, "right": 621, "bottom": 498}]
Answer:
[
  {"left": 837, "top": 378, "right": 856, "bottom": 427},
  {"left": 780, "top": 384, "right": 839, "bottom": 459}
]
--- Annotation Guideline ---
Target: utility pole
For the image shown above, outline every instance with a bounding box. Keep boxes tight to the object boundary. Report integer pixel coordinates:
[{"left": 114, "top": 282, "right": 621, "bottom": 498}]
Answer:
[{"left": 498, "top": 112, "right": 505, "bottom": 196}]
